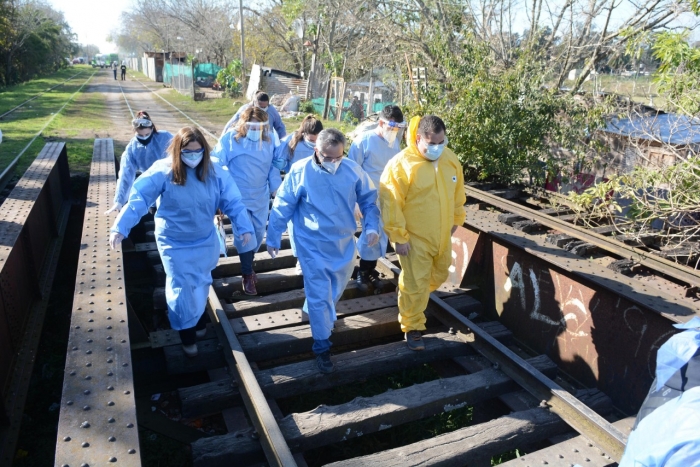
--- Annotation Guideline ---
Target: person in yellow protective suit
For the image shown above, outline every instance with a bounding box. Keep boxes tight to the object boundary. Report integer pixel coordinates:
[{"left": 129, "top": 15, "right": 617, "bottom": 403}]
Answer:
[{"left": 379, "top": 115, "right": 466, "bottom": 350}]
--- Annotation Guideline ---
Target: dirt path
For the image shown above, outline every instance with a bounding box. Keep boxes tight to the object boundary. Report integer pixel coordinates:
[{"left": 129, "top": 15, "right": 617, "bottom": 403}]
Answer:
[{"left": 91, "top": 70, "right": 220, "bottom": 149}]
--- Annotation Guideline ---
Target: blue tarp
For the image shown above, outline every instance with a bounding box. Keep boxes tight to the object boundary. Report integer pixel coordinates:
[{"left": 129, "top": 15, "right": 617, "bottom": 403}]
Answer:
[{"left": 605, "top": 113, "right": 700, "bottom": 146}]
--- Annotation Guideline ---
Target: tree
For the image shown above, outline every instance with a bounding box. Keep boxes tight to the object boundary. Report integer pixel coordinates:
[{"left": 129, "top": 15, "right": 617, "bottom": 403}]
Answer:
[{"left": 0, "top": 0, "right": 74, "bottom": 86}]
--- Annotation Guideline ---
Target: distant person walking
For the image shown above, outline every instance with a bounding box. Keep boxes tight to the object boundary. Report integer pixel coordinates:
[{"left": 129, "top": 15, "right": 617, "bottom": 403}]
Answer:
[
  {"left": 120, "top": 62, "right": 127, "bottom": 81},
  {"left": 112, "top": 61, "right": 117, "bottom": 80}
]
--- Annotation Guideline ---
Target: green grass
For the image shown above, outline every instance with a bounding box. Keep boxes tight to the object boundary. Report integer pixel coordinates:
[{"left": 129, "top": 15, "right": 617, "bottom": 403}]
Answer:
[
  {"left": 0, "top": 66, "right": 98, "bottom": 176},
  {"left": 42, "top": 88, "right": 113, "bottom": 174},
  {"left": 0, "top": 65, "right": 91, "bottom": 113},
  {"left": 564, "top": 73, "right": 668, "bottom": 108}
]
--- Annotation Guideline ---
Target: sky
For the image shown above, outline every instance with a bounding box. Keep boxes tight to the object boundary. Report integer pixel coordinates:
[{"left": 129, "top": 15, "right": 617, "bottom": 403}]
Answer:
[{"left": 48, "top": 0, "right": 133, "bottom": 54}]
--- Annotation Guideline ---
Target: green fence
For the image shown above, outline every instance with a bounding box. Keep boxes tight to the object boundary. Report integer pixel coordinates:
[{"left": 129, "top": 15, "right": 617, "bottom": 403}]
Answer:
[{"left": 164, "top": 63, "right": 222, "bottom": 96}]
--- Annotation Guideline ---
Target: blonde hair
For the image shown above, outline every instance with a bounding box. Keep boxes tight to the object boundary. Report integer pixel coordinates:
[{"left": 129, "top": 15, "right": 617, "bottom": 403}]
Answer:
[{"left": 234, "top": 106, "right": 271, "bottom": 142}]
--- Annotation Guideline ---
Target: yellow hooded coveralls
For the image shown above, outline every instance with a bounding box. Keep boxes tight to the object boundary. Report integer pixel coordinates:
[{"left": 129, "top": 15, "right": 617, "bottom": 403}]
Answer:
[{"left": 379, "top": 116, "right": 467, "bottom": 332}]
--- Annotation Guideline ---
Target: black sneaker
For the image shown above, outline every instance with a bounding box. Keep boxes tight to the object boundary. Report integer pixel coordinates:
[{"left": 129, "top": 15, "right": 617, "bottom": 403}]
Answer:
[
  {"left": 405, "top": 331, "right": 425, "bottom": 351},
  {"left": 367, "top": 269, "right": 385, "bottom": 290},
  {"left": 315, "top": 351, "right": 335, "bottom": 374},
  {"left": 355, "top": 270, "right": 370, "bottom": 292}
]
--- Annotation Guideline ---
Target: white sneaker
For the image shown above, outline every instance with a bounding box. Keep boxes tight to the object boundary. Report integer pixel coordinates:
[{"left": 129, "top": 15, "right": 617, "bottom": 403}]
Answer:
[
  {"left": 182, "top": 343, "right": 198, "bottom": 357},
  {"left": 195, "top": 328, "right": 207, "bottom": 339},
  {"left": 295, "top": 260, "right": 303, "bottom": 275}
]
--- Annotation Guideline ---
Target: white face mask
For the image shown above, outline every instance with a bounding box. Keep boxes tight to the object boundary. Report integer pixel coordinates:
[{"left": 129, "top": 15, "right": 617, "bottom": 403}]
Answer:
[
  {"left": 321, "top": 160, "right": 341, "bottom": 174},
  {"left": 258, "top": 106, "right": 269, "bottom": 113},
  {"left": 136, "top": 130, "right": 153, "bottom": 140},
  {"left": 181, "top": 149, "right": 204, "bottom": 168}
]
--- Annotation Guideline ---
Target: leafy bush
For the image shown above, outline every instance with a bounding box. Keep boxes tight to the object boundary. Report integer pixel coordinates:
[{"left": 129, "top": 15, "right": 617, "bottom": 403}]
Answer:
[
  {"left": 216, "top": 60, "right": 243, "bottom": 98},
  {"left": 407, "top": 36, "right": 607, "bottom": 185},
  {"left": 298, "top": 99, "right": 315, "bottom": 114}
]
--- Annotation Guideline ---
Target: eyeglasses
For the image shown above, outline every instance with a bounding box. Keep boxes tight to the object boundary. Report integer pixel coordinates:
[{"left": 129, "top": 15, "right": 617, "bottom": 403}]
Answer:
[{"left": 318, "top": 151, "right": 344, "bottom": 163}]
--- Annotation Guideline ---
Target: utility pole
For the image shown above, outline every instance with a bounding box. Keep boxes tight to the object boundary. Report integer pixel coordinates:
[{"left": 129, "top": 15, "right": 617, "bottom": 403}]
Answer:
[{"left": 239, "top": 0, "right": 246, "bottom": 95}]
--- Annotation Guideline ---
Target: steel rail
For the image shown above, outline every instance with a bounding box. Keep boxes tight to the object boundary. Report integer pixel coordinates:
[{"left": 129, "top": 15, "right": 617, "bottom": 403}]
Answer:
[
  {"left": 0, "top": 71, "right": 97, "bottom": 193},
  {"left": 207, "top": 287, "right": 298, "bottom": 467},
  {"left": 376, "top": 257, "right": 628, "bottom": 462},
  {"left": 117, "top": 80, "right": 136, "bottom": 119},
  {"left": 126, "top": 73, "right": 219, "bottom": 141},
  {"left": 466, "top": 185, "right": 700, "bottom": 288},
  {"left": 0, "top": 70, "right": 85, "bottom": 120}
]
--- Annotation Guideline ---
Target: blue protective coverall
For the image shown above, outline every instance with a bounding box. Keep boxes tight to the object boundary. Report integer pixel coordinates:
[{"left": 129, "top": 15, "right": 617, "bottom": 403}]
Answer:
[
  {"left": 619, "top": 386, "right": 700, "bottom": 466},
  {"left": 212, "top": 132, "right": 284, "bottom": 252},
  {"left": 348, "top": 130, "right": 401, "bottom": 260},
  {"left": 619, "top": 317, "right": 700, "bottom": 466},
  {"left": 111, "top": 159, "right": 255, "bottom": 330},
  {"left": 114, "top": 131, "right": 173, "bottom": 206},
  {"left": 222, "top": 103, "right": 287, "bottom": 138},
  {"left": 273, "top": 133, "right": 317, "bottom": 257},
  {"left": 266, "top": 156, "right": 380, "bottom": 354}
]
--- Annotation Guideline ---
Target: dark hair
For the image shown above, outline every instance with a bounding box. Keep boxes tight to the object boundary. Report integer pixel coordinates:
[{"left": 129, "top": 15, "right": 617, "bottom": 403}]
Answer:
[
  {"left": 234, "top": 107, "right": 271, "bottom": 142},
  {"left": 381, "top": 105, "right": 404, "bottom": 123},
  {"left": 316, "top": 128, "right": 346, "bottom": 154},
  {"left": 417, "top": 115, "right": 446, "bottom": 137},
  {"left": 168, "top": 127, "right": 211, "bottom": 185},
  {"left": 135, "top": 110, "right": 158, "bottom": 133},
  {"left": 255, "top": 91, "right": 269, "bottom": 102},
  {"left": 289, "top": 115, "right": 323, "bottom": 158}
]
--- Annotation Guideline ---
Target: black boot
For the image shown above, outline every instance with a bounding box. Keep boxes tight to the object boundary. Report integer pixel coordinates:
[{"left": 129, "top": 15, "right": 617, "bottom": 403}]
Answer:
[
  {"left": 356, "top": 269, "right": 370, "bottom": 292},
  {"left": 367, "top": 269, "right": 386, "bottom": 291}
]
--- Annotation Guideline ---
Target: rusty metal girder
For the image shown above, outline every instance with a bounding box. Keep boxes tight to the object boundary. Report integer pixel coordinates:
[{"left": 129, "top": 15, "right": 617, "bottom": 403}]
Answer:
[
  {"left": 462, "top": 209, "right": 695, "bottom": 414},
  {"left": 55, "top": 139, "right": 141, "bottom": 466},
  {"left": 0, "top": 143, "right": 71, "bottom": 464}
]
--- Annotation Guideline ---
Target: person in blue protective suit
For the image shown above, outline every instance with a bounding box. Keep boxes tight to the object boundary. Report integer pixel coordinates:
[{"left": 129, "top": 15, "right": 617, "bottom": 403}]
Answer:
[
  {"left": 273, "top": 115, "right": 324, "bottom": 274},
  {"left": 619, "top": 316, "right": 700, "bottom": 467},
  {"left": 222, "top": 91, "right": 287, "bottom": 139},
  {"left": 212, "top": 106, "right": 285, "bottom": 295},
  {"left": 109, "top": 126, "right": 255, "bottom": 358},
  {"left": 348, "top": 105, "right": 405, "bottom": 291},
  {"left": 105, "top": 111, "right": 173, "bottom": 215},
  {"left": 266, "top": 128, "right": 381, "bottom": 374}
]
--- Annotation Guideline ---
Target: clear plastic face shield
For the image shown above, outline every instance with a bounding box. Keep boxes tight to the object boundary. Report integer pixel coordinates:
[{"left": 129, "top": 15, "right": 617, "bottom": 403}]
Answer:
[
  {"left": 241, "top": 121, "right": 269, "bottom": 151},
  {"left": 380, "top": 119, "right": 407, "bottom": 147}
]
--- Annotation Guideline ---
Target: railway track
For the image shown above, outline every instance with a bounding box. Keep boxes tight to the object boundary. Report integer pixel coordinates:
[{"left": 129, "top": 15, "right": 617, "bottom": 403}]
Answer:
[
  {"left": 54, "top": 139, "right": 700, "bottom": 466},
  {"left": 0, "top": 70, "right": 96, "bottom": 194},
  {"left": 0, "top": 70, "right": 87, "bottom": 120},
  {"left": 1, "top": 75, "right": 693, "bottom": 464}
]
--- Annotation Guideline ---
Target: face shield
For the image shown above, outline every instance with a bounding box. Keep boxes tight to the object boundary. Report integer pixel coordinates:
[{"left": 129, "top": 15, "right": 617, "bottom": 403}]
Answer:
[
  {"left": 241, "top": 121, "right": 269, "bottom": 151},
  {"left": 381, "top": 120, "right": 407, "bottom": 148}
]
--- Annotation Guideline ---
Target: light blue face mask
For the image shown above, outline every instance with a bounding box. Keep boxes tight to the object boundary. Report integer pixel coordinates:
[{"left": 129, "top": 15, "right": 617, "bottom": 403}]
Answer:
[
  {"left": 247, "top": 129, "right": 262, "bottom": 142},
  {"left": 181, "top": 149, "right": 204, "bottom": 168},
  {"left": 302, "top": 137, "right": 316, "bottom": 149},
  {"left": 422, "top": 137, "right": 448, "bottom": 161}
]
